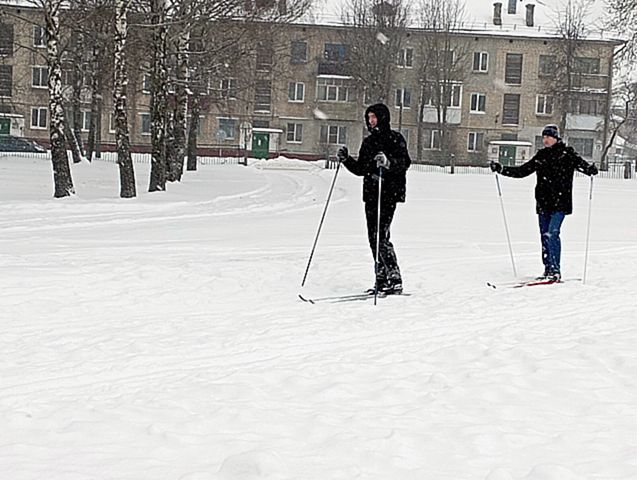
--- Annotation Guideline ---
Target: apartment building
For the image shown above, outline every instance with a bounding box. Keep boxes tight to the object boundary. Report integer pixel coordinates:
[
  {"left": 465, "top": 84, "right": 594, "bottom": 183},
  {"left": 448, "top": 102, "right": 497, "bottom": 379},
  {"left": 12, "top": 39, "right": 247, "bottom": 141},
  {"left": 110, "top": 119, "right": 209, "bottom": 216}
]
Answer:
[{"left": 0, "top": 1, "right": 621, "bottom": 165}]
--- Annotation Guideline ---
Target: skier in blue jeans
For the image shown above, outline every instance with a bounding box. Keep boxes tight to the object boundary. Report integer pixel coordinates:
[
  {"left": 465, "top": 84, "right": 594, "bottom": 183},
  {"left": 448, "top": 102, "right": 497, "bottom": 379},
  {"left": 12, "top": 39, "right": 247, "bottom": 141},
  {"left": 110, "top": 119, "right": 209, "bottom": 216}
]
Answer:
[{"left": 490, "top": 125, "right": 599, "bottom": 281}]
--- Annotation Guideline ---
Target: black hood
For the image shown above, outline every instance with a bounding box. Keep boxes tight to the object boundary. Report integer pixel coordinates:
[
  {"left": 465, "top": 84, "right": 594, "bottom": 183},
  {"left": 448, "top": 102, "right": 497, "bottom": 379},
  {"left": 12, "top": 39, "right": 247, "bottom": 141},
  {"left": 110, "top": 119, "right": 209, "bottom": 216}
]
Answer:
[{"left": 365, "top": 103, "right": 391, "bottom": 133}]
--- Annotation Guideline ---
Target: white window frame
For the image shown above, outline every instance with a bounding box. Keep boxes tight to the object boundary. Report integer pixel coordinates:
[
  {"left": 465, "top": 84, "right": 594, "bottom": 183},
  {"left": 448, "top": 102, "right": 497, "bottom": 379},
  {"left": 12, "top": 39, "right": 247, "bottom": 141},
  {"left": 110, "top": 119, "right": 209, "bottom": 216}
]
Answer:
[
  {"left": 423, "top": 129, "right": 441, "bottom": 150},
  {"left": 286, "top": 122, "right": 303, "bottom": 143},
  {"left": 220, "top": 78, "right": 237, "bottom": 100},
  {"left": 473, "top": 52, "right": 489, "bottom": 73},
  {"left": 288, "top": 82, "right": 305, "bottom": 102},
  {"left": 423, "top": 83, "right": 462, "bottom": 109},
  {"left": 140, "top": 113, "right": 151, "bottom": 135},
  {"left": 217, "top": 117, "right": 237, "bottom": 140},
  {"left": 536, "top": 94, "right": 554, "bottom": 116},
  {"left": 317, "top": 77, "right": 351, "bottom": 103},
  {"left": 395, "top": 87, "right": 411, "bottom": 109},
  {"left": 467, "top": 132, "right": 484, "bottom": 152},
  {"left": 470, "top": 93, "right": 486, "bottom": 113},
  {"left": 33, "top": 26, "right": 46, "bottom": 48},
  {"left": 32, "top": 66, "right": 48, "bottom": 89},
  {"left": 109, "top": 113, "right": 116, "bottom": 133},
  {"left": 30, "top": 107, "right": 47, "bottom": 129},
  {"left": 81, "top": 110, "right": 91, "bottom": 132},
  {"left": 142, "top": 74, "right": 151, "bottom": 94},
  {"left": 397, "top": 48, "right": 414, "bottom": 68},
  {"left": 320, "top": 124, "right": 347, "bottom": 145}
]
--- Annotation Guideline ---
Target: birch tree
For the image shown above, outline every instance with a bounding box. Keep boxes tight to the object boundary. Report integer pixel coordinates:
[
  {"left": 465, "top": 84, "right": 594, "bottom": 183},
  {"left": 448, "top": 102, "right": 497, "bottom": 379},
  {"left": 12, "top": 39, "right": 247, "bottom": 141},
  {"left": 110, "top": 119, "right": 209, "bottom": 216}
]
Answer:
[
  {"left": 45, "top": 0, "right": 75, "bottom": 197},
  {"left": 113, "top": 0, "right": 136, "bottom": 197}
]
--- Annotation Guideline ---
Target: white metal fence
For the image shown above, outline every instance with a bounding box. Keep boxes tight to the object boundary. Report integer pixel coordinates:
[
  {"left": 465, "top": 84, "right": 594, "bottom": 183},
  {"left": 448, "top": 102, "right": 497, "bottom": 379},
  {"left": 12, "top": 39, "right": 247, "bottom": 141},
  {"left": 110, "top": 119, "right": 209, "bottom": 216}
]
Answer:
[{"left": 2, "top": 150, "right": 635, "bottom": 179}]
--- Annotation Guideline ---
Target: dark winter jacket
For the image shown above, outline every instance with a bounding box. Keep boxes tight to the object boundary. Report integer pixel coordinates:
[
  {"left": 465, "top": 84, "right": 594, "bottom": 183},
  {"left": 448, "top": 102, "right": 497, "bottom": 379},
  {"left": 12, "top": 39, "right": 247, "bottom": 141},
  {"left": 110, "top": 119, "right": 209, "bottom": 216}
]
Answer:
[
  {"left": 500, "top": 140, "right": 597, "bottom": 215},
  {"left": 343, "top": 103, "right": 411, "bottom": 204}
]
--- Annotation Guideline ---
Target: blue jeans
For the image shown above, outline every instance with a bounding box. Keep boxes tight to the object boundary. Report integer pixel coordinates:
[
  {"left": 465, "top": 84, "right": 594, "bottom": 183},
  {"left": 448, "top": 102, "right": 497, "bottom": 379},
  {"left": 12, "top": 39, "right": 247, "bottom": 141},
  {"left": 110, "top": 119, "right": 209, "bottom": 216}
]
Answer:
[{"left": 538, "top": 211, "right": 566, "bottom": 274}]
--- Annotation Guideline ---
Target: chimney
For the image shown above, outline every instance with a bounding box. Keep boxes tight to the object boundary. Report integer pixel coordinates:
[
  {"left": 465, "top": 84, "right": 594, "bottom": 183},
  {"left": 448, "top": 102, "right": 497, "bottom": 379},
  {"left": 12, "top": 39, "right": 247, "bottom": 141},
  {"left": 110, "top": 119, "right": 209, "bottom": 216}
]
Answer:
[
  {"left": 493, "top": 2, "right": 502, "bottom": 26},
  {"left": 526, "top": 4, "right": 535, "bottom": 27}
]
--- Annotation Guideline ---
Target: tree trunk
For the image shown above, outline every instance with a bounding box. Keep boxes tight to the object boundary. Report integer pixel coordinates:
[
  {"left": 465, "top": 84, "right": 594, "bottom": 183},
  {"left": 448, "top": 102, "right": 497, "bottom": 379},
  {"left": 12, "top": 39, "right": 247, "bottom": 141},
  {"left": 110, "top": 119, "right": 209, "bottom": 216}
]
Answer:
[
  {"left": 170, "top": 28, "right": 189, "bottom": 182},
  {"left": 148, "top": 0, "right": 168, "bottom": 192},
  {"left": 165, "top": 110, "right": 177, "bottom": 180},
  {"left": 87, "top": 44, "right": 104, "bottom": 162},
  {"left": 46, "top": 0, "right": 74, "bottom": 197},
  {"left": 70, "top": 33, "right": 85, "bottom": 160},
  {"left": 186, "top": 94, "right": 200, "bottom": 171},
  {"left": 113, "top": 0, "right": 136, "bottom": 198}
]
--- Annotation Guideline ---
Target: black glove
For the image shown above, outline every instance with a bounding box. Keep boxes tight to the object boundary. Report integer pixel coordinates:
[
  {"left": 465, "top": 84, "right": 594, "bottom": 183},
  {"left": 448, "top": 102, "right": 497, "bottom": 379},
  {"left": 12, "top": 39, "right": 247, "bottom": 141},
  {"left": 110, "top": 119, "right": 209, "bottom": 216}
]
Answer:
[
  {"left": 375, "top": 153, "right": 390, "bottom": 170},
  {"left": 490, "top": 161, "right": 502, "bottom": 174},
  {"left": 336, "top": 146, "right": 348, "bottom": 162},
  {"left": 588, "top": 163, "right": 599, "bottom": 176}
]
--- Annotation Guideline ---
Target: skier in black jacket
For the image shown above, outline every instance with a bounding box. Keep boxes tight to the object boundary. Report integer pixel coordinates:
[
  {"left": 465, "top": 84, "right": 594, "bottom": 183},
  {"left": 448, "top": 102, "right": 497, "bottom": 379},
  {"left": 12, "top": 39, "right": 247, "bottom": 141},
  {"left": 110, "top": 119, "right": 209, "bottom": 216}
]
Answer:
[
  {"left": 490, "top": 124, "right": 598, "bottom": 281},
  {"left": 337, "top": 103, "right": 411, "bottom": 294}
]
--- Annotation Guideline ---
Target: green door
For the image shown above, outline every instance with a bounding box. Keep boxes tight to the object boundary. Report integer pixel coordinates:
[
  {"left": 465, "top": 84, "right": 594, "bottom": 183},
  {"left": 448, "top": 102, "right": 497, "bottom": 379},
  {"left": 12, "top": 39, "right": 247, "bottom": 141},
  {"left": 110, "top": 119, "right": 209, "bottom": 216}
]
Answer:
[
  {"left": 498, "top": 145, "right": 516, "bottom": 166},
  {"left": 0, "top": 118, "right": 10, "bottom": 136},
  {"left": 252, "top": 133, "right": 270, "bottom": 159}
]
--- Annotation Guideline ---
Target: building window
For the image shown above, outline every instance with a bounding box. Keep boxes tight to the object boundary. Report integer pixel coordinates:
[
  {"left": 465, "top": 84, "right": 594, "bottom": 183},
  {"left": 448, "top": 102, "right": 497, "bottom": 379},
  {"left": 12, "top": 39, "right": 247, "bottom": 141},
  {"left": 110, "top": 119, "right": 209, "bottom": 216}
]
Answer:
[
  {"left": 286, "top": 122, "right": 303, "bottom": 143},
  {"left": 317, "top": 77, "right": 351, "bottom": 102},
  {"left": 470, "top": 93, "right": 486, "bottom": 113},
  {"left": 423, "top": 83, "right": 462, "bottom": 108},
  {"left": 400, "top": 128, "right": 410, "bottom": 145},
  {"left": 395, "top": 87, "right": 411, "bottom": 108},
  {"left": 32, "top": 66, "right": 48, "bottom": 88},
  {"left": 0, "top": 65, "right": 12, "bottom": 97},
  {"left": 33, "top": 26, "right": 46, "bottom": 47},
  {"left": 81, "top": 110, "right": 91, "bottom": 131},
  {"left": 324, "top": 43, "right": 349, "bottom": 63},
  {"left": 140, "top": 113, "right": 151, "bottom": 135},
  {"left": 142, "top": 73, "right": 151, "bottom": 94},
  {"left": 218, "top": 117, "right": 236, "bottom": 140},
  {"left": 570, "top": 96, "right": 606, "bottom": 116},
  {"left": 505, "top": 53, "right": 523, "bottom": 84},
  {"left": 473, "top": 52, "right": 489, "bottom": 72},
  {"left": 536, "top": 95, "right": 554, "bottom": 115},
  {"left": 539, "top": 55, "right": 556, "bottom": 76},
  {"left": 254, "top": 79, "right": 271, "bottom": 112},
  {"left": 468, "top": 132, "right": 485, "bottom": 152},
  {"left": 109, "top": 113, "right": 116, "bottom": 133},
  {"left": 291, "top": 40, "right": 307, "bottom": 64},
  {"left": 0, "top": 23, "right": 14, "bottom": 56},
  {"left": 288, "top": 82, "right": 305, "bottom": 102},
  {"left": 502, "top": 93, "right": 520, "bottom": 125},
  {"left": 256, "top": 41, "right": 273, "bottom": 72},
  {"left": 31, "top": 107, "right": 47, "bottom": 129},
  {"left": 320, "top": 124, "right": 347, "bottom": 144},
  {"left": 397, "top": 48, "right": 413, "bottom": 68},
  {"left": 570, "top": 137, "right": 594, "bottom": 157},
  {"left": 574, "top": 57, "right": 601, "bottom": 75},
  {"left": 221, "top": 78, "right": 237, "bottom": 99},
  {"left": 535, "top": 135, "right": 544, "bottom": 150},
  {"left": 423, "top": 129, "right": 441, "bottom": 150},
  {"left": 508, "top": 0, "right": 516, "bottom": 14}
]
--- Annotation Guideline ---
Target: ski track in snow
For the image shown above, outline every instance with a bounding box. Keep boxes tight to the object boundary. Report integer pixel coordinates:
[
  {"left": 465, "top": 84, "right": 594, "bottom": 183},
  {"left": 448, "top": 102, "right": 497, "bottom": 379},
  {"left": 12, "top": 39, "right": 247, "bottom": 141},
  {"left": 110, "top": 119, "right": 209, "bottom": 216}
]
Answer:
[{"left": 1, "top": 157, "right": 636, "bottom": 480}]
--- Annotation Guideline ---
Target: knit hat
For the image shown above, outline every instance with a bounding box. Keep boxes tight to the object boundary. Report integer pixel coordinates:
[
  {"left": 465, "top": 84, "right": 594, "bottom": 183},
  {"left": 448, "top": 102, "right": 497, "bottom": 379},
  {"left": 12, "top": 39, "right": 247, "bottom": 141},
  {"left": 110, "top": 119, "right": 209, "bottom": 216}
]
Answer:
[{"left": 542, "top": 124, "right": 560, "bottom": 139}]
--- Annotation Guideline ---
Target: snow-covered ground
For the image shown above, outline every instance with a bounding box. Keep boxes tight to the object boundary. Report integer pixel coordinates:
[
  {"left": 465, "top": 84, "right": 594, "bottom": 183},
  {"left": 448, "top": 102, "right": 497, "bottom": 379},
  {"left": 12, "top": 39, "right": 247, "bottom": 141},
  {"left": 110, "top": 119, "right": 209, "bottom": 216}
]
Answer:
[{"left": 1, "top": 155, "right": 636, "bottom": 480}]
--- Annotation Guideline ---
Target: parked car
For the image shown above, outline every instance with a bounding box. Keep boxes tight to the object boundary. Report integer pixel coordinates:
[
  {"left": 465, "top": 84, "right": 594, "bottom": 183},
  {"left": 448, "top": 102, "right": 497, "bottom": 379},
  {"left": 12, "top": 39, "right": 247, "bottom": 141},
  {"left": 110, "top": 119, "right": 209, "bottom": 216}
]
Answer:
[{"left": 0, "top": 135, "right": 47, "bottom": 153}]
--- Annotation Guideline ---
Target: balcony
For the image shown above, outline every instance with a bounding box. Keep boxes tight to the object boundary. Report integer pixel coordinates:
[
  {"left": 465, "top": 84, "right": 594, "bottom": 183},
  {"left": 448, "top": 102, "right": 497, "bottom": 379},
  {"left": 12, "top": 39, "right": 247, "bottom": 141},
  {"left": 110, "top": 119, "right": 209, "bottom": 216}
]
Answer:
[
  {"left": 571, "top": 74, "right": 610, "bottom": 93},
  {"left": 422, "top": 106, "right": 462, "bottom": 125},
  {"left": 318, "top": 62, "right": 351, "bottom": 76}
]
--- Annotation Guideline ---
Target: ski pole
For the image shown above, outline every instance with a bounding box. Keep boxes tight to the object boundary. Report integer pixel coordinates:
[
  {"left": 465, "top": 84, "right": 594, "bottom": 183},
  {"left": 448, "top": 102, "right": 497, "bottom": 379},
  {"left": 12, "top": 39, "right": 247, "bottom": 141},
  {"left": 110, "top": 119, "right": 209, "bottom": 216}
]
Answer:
[
  {"left": 582, "top": 176, "right": 594, "bottom": 285},
  {"left": 374, "top": 165, "right": 384, "bottom": 306},
  {"left": 494, "top": 173, "right": 518, "bottom": 277},
  {"left": 300, "top": 159, "right": 342, "bottom": 287}
]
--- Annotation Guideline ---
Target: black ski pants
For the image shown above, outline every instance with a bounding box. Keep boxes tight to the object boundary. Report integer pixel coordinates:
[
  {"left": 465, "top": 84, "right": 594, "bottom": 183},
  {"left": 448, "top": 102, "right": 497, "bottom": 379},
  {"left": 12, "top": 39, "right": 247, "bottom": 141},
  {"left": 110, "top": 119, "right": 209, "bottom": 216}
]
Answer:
[{"left": 364, "top": 199, "right": 402, "bottom": 287}]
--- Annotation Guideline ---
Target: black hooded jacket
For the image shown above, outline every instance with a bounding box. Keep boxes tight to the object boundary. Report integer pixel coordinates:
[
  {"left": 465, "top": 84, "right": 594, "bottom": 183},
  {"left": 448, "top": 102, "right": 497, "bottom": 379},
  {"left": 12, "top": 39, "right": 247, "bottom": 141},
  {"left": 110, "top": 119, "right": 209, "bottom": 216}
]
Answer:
[
  {"left": 342, "top": 103, "right": 411, "bottom": 203},
  {"left": 500, "top": 140, "right": 597, "bottom": 215}
]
